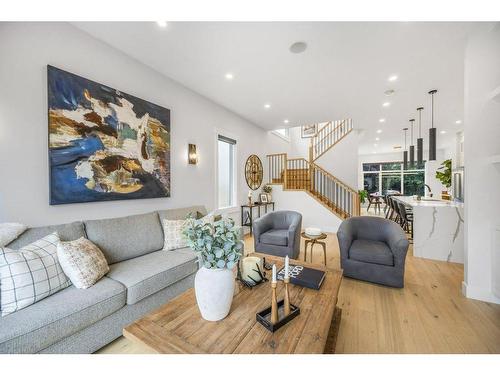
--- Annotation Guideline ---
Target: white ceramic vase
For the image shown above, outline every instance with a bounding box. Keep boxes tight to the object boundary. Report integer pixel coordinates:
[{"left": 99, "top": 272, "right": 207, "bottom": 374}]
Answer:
[{"left": 194, "top": 266, "right": 235, "bottom": 321}]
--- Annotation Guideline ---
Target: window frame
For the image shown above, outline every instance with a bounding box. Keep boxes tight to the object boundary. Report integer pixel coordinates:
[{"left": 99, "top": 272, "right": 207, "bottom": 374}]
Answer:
[
  {"left": 215, "top": 130, "right": 238, "bottom": 212},
  {"left": 362, "top": 161, "right": 426, "bottom": 195}
]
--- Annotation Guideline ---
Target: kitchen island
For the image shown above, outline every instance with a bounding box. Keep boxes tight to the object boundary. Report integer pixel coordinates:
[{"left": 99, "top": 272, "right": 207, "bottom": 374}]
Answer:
[{"left": 393, "top": 196, "right": 464, "bottom": 263}]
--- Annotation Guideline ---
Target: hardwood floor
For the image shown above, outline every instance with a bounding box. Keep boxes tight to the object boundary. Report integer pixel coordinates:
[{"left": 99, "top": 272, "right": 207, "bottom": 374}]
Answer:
[{"left": 98, "top": 231, "right": 500, "bottom": 354}]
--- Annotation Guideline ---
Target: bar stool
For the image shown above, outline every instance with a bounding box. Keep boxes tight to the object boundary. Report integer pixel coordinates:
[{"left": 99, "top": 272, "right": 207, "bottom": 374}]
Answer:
[{"left": 397, "top": 201, "right": 413, "bottom": 239}]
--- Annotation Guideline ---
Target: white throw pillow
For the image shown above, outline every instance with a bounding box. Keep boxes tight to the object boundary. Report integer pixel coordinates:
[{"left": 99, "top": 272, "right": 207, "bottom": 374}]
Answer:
[
  {"left": 57, "top": 237, "right": 109, "bottom": 289},
  {"left": 0, "top": 222, "right": 27, "bottom": 247},
  {"left": 162, "top": 219, "right": 188, "bottom": 251},
  {"left": 0, "top": 233, "right": 72, "bottom": 317}
]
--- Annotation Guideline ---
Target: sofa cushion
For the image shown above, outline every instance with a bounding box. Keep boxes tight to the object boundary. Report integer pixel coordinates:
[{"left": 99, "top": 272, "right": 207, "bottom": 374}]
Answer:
[
  {"left": 157, "top": 205, "right": 207, "bottom": 222},
  {"left": 0, "top": 277, "right": 125, "bottom": 354},
  {"left": 6, "top": 222, "right": 86, "bottom": 250},
  {"left": 106, "top": 248, "right": 198, "bottom": 304},
  {"left": 84, "top": 212, "right": 164, "bottom": 264},
  {"left": 260, "top": 229, "right": 289, "bottom": 247},
  {"left": 349, "top": 239, "right": 394, "bottom": 266}
]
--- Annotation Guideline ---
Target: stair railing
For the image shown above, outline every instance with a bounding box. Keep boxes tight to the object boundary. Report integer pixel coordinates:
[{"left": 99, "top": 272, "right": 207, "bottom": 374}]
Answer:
[
  {"left": 309, "top": 163, "right": 360, "bottom": 218},
  {"left": 266, "top": 153, "right": 287, "bottom": 184},
  {"left": 285, "top": 158, "right": 310, "bottom": 190},
  {"left": 310, "top": 119, "right": 353, "bottom": 161}
]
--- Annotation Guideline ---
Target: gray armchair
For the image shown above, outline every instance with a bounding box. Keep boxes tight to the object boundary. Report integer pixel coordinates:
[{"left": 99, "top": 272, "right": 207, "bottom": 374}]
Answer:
[
  {"left": 337, "top": 216, "right": 409, "bottom": 288},
  {"left": 252, "top": 211, "right": 302, "bottom": 259}
]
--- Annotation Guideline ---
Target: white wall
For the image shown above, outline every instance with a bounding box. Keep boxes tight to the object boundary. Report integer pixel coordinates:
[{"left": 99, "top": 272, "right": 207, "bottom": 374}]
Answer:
[
  {"left": 462, "top": 24, "right": 500, "bottom": 304},
  {"left": 0, "top": 22, "right": 290, "bottom": 226},
  {"left": 272, "top": 185, "right": 343, "bottom": 233}
]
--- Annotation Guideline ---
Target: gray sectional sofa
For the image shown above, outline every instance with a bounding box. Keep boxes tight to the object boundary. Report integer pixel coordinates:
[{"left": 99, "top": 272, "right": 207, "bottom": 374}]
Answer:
[{"left": 0, "top": 205, "right": 209, "bottom": 354}]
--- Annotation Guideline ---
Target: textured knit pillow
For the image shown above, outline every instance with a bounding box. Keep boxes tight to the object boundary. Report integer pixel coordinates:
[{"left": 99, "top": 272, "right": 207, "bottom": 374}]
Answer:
[
  {"left": 0, "top": 232, "right": 71, "bottom": 317},
  {"left": 162, "top": 219, "right": 188, "bottom": 251},
  {"left": 0, "top": 222, "right": 27, "bottom": 247},
  {"left": 57, "top": 237, "right": 109, "bottom": 289}
]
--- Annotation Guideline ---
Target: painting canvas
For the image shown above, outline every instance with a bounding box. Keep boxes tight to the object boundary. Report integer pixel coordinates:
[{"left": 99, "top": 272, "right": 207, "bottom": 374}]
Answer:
[
  {"left": 48, "top": 66, "right": 170, "bottom": 205},
  {"left": 301, "top": 124, "right": 317, "bottom": 138}
]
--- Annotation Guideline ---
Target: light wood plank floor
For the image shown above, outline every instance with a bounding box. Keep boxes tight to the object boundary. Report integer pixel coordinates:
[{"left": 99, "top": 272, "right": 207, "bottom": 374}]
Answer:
[{"left": 98, "top": 231, "right": 500, "bottom": 354}]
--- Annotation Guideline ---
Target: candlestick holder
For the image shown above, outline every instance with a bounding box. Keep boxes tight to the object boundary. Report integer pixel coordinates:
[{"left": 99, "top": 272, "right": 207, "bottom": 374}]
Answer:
[
  {"left": 283, "top": 277, "right": 291, "bottom": 316},
  {"left": 256, "top": 278, "right": 300, "bottom": 332},
  {"left": 271, "top": 282, "right": 279, "bottom": 324}
]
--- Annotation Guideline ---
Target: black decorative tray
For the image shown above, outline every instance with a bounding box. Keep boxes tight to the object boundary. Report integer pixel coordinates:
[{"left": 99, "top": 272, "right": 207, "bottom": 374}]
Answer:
[{"left": 256, "top": 299, "right": 300, "bottom": 332}]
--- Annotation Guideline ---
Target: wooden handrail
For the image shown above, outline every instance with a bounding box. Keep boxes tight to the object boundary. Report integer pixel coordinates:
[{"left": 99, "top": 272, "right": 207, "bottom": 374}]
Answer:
[{"left": 310, "top": 119, "right": 353, "bottom": 161}]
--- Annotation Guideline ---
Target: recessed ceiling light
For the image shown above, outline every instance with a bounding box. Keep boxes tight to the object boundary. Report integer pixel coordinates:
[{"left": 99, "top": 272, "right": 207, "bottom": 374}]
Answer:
[
  {"left": 382, "top": 102, "right": 391, "bottom": 107},
  {"left": 455, "top": 120, "right": 462, "bottom": 124},
  {"left": 224, "top": 73, "right": 234, "bottom": 80},
  {"left": 284, "top": 119, "right": 289, "bottom": 124},
  {"left": 375, "top": 137, "right": 380, "bottom": 141},
  {"left": 393, "top": 146, "right": 402, "bottom": 149},
  {"left": 374, "top": 143, "right": 378, "bottom": 147},
  {"left": 289, "top": 41, "right": 307, "bottom": 54},
  {"left": 376, "top": 129, "right": 383, "bottom": 134},
  {"left": 388, "top": 75, "right": 398, "bottom": 82},
  {"left": 156, "top": 21, "right": 167, "bottom": 28},
  {"left": 379, "top": 118, "right": 386, "bottom": 123},
  {"left": 440, "top": 130, "right": 447, "bottom": 134},
  {"left": 373, "top": 151, "right": 377, "bottom": 154},
  {"left": 264, "top": 104, "right": 271, "bottom": 109}
]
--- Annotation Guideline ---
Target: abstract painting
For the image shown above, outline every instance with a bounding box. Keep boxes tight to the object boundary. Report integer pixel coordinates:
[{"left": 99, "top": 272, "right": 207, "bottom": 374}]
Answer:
[{"left": 48, "top": 66, "right": 170, "bottom": 205}]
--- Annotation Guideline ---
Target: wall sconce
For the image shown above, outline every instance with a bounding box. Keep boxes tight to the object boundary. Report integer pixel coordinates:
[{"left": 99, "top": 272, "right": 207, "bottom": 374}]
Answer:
[{"left": 188, "top": 144, "right": 198, "bottom": 165}]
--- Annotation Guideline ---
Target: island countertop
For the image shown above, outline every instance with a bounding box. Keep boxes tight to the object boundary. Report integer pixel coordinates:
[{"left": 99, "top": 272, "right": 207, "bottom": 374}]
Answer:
[
  {"left": 393, "top": 195, "right": 464, "bottom": 208},
  {"left": 392, "top": 195, "right": 464, "bottom": 263}
]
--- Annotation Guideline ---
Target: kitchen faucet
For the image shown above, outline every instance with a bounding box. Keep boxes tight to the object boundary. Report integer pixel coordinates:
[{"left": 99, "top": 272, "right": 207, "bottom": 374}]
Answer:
[{"left": 424, "top": 184, "right": 433, "bottom": 197}]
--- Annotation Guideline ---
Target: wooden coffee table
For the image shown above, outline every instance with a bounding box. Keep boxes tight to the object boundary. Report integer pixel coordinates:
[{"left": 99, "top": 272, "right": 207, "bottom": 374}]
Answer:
[{"left": 123, "top": 253, "right": 342, "bottom": 354}]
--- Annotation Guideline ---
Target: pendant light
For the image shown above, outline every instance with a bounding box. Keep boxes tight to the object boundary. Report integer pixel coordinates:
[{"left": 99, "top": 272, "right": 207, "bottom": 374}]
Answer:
[
  {"left": 402, "top": 127, "right": 409, "bottom": 170},
  {"left": 428, "top": 89, "right": 438, "bottom": 161},
  {"left": 409, "top": 119, "right": 415, "bottom": 169},
  {"left": 416, "top": 107, "right": 424, "bottom": 166}
]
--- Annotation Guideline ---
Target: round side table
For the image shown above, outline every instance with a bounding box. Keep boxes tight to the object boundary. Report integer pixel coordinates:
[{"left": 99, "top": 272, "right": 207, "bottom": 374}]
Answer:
[{"left": 301, "top": 231, "right": 327, "bottom": 266}]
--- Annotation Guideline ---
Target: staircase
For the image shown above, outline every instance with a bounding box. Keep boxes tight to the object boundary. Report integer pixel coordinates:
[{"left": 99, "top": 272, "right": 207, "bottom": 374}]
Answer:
[{"left": 266, "top": 119, "right": 360, "bottom": 219}]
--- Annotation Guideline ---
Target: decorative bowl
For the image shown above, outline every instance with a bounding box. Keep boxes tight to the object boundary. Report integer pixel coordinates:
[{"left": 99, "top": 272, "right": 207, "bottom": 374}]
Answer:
[{"left": 305, "top": 227, "right": 322, "bottom": 237}]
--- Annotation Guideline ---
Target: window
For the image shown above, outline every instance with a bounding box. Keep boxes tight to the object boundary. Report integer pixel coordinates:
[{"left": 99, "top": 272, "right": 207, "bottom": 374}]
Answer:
[
  {"left": 362, "top": 161, "right": 426, "bottom": 195},
  {"left": 217, "top": 135, "right": 236, "bottom": 209}
]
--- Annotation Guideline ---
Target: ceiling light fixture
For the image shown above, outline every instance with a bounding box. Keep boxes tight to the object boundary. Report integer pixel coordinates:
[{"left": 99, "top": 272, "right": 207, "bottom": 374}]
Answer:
[
  {"left": 416, "top": 107, "right": 424, "bottom": 166},
  {"left": 375, "top": 137, "right": 380, "bottom": 141},
  {"left": 428, "top": 89, "right": 438, "bottom": 161},
  {"left": 283, "top": 119, "right": 289, "bottom": 124},
  {"left": 379, "top": 118, "right": 386, "bottom": 123},
  {"left": 440, "top": 130, "right": 447, "bottom": 134},
  {"left": 264, "top": 104, "right": 271, "bottom": 109},
  {"left": 409, "top": 119, "right": 415, "bottom": 168},
  {"left": 374, "top": 143, "right": 378, "bottom": 147},
  {"left": 402, "top": 127, "right": 409, "bottom": 170},
  {"left": 376, "top": 129, "right": 383, "bottom": 134},
  {"left": 383, "top": 102, "right": 390, "bottom": 107},
  {"left": 289, "top": 41, "right": 308, "bottom": 54},
  {"left": 388, "top": 75, "right": 398, "bottom": 82},
  {"left": 156, "top": 21, "right": 168, "bottom": 28},
  {"left": 384, "top": 89, "right": 395, "bottom": 96},
  {"left": 455, "top": 120, "right": 462, "bottom": 124},
  {"left": 224, "top": 73, "right": 234, "bottom": 80}
]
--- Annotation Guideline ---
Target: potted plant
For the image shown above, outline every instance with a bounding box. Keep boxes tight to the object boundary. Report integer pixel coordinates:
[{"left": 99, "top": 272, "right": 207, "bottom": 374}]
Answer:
[
  {"left": 262, "top": 184, "right": 273, "bottom": 201},
  {"left": 358, "top": 189, "right": 368, "bottom": 204},
  {"left": 183, "top": 217, "right": 243, "bottom": 321},
  {"left": 435, "top": 159, "right": 452, "bottom": 194}
]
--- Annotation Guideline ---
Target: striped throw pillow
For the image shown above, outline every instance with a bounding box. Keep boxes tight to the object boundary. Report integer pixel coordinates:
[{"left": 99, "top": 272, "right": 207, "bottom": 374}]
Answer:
[{"left": 0, "top": 232, "right": 72, "bottom": 317}]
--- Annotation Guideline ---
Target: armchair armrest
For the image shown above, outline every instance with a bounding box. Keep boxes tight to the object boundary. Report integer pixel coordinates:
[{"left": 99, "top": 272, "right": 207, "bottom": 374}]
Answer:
[
  {"left": 385, "top": 227, "right": 409, "bottom": 266},
  {"left": 337, "top": 221, "right": 354, "bottom": 260},
  {"left": 252, "top": 215, "right": 273, "bottom": 242}
]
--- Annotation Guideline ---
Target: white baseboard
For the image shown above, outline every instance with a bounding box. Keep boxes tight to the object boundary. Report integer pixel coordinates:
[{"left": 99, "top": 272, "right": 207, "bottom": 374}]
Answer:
[{"left": 462, "top": 281, "right": 500, "bottom": 304}]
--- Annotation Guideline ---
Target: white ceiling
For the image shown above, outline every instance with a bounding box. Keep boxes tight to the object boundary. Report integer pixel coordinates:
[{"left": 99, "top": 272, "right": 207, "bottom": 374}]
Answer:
[{"left": 73, "top": 22, "right": 480, "bottom": 155}]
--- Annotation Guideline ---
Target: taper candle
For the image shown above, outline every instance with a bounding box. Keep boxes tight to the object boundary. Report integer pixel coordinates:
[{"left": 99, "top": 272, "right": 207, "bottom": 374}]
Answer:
[
  {"left": 272, "top": 264, "right": 276, "bottom": 283},
  {"left": 285, "top": 255, "right": 289, "bottom": 278}
]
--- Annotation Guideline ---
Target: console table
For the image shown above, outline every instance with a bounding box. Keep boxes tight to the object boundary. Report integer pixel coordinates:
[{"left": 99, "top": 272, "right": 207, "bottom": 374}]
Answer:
[{"left": 240, "top": 202, "right": 275, "bottom": 234}]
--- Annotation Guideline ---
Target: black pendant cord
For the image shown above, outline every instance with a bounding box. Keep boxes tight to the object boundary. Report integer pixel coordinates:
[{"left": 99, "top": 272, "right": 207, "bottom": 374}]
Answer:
[
  {"left": 416, "top": 107, "right": 424, "bottom": 166},
  {"left": 428, "top": 89, "right": 438, "bottom": 161}
]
